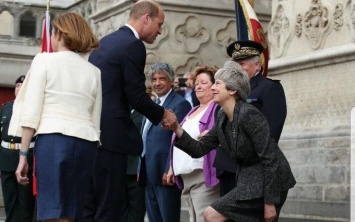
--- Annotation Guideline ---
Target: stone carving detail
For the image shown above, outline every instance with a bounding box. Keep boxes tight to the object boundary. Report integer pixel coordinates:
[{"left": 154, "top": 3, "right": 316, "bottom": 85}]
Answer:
[
  {"left": 93, "top": 14, "right": 126, "bottom": 39},
  {"left": 79, "top": 6, "right": 85, "bottom": 18},
  {"left": 144, "top": 52, "right": 158, "bottom": 76},
  {"left": 303, "top": 0, "right": 330, "bottom": 49},
  {"left": 146, "top": 23, "right": 168, "bottom": 50},
  {"left": 176, "top": 57, "right": 200, "bottom": 76},
  {"left": 95, "top": 0, "right": 115, "bottom": 9},
  {"left": 295, "top": 14, "right": 303, "bottom": 37},
  {"left": 345, "top": 0, "right": 355, "bottom": 41},
  {"left": 86, "top": 3, "right": 92, "bottom": 16},
  {"left": 106, "top": 16, "right": 118, "bottom": 35},
  {"left": 175, "top": 15, "right": 210, "bottom": 54},
  {"left": 215, "top": 20, "right": 236, "bottom": 48},
  {"left": 268, "top": 4, "right": 292, "bottom": 58},
  {"left": 333, "top": 3, "right": 343, "bottom": 31}
]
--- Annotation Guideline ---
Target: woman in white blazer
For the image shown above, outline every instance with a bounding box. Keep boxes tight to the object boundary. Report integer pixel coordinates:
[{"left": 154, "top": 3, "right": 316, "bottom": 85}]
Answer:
[{"left": 9, "top": 12, "right": 101, "bottom": 222}]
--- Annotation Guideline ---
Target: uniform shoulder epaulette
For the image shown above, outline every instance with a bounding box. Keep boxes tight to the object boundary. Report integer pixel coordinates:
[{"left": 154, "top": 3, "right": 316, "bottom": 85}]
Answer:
[{"left": 266, "top": 77, "right": 281, "bottom": 82}]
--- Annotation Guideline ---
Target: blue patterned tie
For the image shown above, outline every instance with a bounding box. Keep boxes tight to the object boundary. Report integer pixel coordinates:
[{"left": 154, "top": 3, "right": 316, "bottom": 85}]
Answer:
[{"left": 141, "top": 98, "right": 161, "bottom": 157}]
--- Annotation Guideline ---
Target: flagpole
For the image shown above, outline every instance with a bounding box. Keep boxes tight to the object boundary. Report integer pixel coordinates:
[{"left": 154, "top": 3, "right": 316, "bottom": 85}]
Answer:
[
  {"left": 234, "top": 0, "right": 241, "bottom": 40},
  {"left": 45, "top": 0, "right": 51, "bottom": 52}
]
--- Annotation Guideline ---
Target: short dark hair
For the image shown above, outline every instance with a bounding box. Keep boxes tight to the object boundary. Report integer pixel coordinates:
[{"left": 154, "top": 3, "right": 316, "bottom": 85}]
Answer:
[{"left": 15, "top": 75, "right": 25, "bottom": 84}]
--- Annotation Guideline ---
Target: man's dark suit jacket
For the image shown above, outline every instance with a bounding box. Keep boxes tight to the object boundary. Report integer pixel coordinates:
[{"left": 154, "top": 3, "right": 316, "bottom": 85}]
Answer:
[
  {"left": 139, "top": 91, "right": 191, "bottom": 185},
  {"left": 214, "top": 72, "right": 287, "bottom": 174},
  {"left": 89, "top": 26, "right": 164, "bottom": 156},
  {"left": 175, "top": 100, "right": 295, "bottom": 204},
  {"left": 176, "top": 89, "right": 200, "bottom": 107}
]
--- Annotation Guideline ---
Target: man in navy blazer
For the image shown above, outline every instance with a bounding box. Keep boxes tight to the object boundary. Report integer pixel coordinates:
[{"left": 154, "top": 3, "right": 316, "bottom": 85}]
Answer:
[
  {"left": 140, "top": 63, "right": 191, "bottom": 222},
  {"left": 83, "top": 1, "right": 176, "bottom": 221},
  {"left": 214, "top": 40, "right": 287, "bottom": 196}
]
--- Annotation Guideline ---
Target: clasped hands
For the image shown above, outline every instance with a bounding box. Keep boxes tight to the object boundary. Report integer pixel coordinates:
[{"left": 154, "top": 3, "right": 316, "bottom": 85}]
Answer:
[{"left": 161, "top": 109, "right": 179, "bottom": 130}]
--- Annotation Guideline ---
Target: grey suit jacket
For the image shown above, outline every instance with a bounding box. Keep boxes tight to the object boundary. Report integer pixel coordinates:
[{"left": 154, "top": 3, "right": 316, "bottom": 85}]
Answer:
[{"left": 175, "top": 100, "right": 296, "bottom": 204}]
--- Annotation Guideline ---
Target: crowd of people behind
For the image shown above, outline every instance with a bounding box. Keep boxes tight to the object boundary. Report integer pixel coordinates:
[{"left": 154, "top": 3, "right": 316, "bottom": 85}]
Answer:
[{"left": 0, "top": 0, "right": 296, "bottom": 222}]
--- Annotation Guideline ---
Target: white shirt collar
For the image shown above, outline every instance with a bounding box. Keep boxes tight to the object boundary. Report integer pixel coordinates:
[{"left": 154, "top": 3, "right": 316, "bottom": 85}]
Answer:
[
  {"left": 157, "top": 88, "right": 173, "bottom": 105},
  {"left": 125, "top": 24, "right": 140, "bottom": 39}
]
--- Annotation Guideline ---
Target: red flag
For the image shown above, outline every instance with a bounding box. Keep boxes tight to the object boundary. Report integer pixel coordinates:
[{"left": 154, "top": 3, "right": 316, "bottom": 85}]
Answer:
[
  {"left": 32, "top": 156, "right": 37, "bottom": 196},
  {"left": 235, "top": 0, "right": 269, "bottom": 76},
  {"left": 41, "top": 10, "right": 53, "bottom": 52}
]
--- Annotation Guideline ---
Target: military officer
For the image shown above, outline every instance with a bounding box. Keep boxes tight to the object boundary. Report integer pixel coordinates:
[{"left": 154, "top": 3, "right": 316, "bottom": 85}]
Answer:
[
  {"left": 0, "top": 75, "right": 35, "bottom": 222},
  {"left": 214, "top": 40, "right": 288, "bottom": 196}
]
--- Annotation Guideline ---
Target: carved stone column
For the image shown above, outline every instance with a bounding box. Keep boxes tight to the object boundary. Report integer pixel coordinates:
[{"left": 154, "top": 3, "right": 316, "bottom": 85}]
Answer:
[{"left": 268, "top": 0, "right": 352, "bottom": 221}]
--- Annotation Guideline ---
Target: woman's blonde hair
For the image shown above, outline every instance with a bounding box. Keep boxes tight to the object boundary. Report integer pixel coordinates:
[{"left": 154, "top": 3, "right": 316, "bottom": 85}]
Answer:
[{"left": 52, "top": 12, "right": 99, "bottom": 53}]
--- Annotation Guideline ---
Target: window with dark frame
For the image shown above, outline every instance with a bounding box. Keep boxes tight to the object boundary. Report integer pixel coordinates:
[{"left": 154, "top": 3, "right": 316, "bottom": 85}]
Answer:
[{"left": 19, "top": 11, "right": 36, "bottom": 37}]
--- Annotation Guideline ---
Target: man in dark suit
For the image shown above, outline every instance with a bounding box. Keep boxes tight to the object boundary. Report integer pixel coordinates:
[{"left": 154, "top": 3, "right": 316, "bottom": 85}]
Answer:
[
  {"left": 140, "top": 63, "right": 191, "bottom": 222},
  {"left": 121, "top": 109, "right": 146, "bottom": 222},
  {"left": 213, "top": 40, "right": 287, "bottom": 196},
  {"left": 82, "top": 1, "right": 176, "bottom": 221},
  {"left": 177, "top": 72, "right": 200, "bottom": 107},
  {"left": 0, "top": 75, "right": 35, "bottom": 222}
]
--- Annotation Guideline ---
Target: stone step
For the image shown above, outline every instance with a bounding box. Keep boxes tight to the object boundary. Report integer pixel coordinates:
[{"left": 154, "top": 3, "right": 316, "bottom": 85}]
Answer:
[{"left": 0, "top": 197, "right": 190, "bottom": 222}]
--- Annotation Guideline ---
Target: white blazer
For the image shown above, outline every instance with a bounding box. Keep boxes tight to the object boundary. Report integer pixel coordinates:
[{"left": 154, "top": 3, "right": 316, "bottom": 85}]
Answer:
[{"left": 9, "top": 51, "right": 102, "bottom": 142}]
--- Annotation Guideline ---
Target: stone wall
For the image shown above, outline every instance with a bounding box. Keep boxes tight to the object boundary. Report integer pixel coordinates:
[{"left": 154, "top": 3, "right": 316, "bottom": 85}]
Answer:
[{"left": 269, "top": 0, "right": 353, "bottom": 220}]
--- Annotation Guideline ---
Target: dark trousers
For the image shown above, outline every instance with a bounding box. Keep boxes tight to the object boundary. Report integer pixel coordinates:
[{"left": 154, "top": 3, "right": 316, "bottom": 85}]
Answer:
[
  {"left": 82, "top": 150, "right": 127, "bottom": 222},
  {"left": 121, "top": 175, "right": 146, "bottom": 222},
  {"left": 0, "top": 170, "right": 35, "bottom": 222},
  {"left": 145, "top": 183, "right": 181, "bottom": 222}
]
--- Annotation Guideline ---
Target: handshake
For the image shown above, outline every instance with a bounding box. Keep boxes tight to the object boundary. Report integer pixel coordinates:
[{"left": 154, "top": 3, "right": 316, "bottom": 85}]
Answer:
[{"left": 161, "top": 109, "right": 179, "bottom": 131}]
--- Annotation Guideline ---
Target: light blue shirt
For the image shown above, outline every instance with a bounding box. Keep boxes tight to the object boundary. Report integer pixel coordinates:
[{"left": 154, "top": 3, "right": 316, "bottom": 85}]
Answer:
[{"left": 184, "top": 89, "right": 193, "bottom": 107}]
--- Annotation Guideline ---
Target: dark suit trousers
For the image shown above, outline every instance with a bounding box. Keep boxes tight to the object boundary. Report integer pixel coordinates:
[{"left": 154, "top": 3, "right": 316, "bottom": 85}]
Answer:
[
  {"left": 145, "top": 183, "right": 181, "bottom": 222},
  {"left": 82, "top": 149, "right": 127, "bottom": 222},
  {"left": 121, "top": 174, "right": 146, "bottom": 222},
  {"left": 0, "top": 170, "right": 35, "bottom": 222}
]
